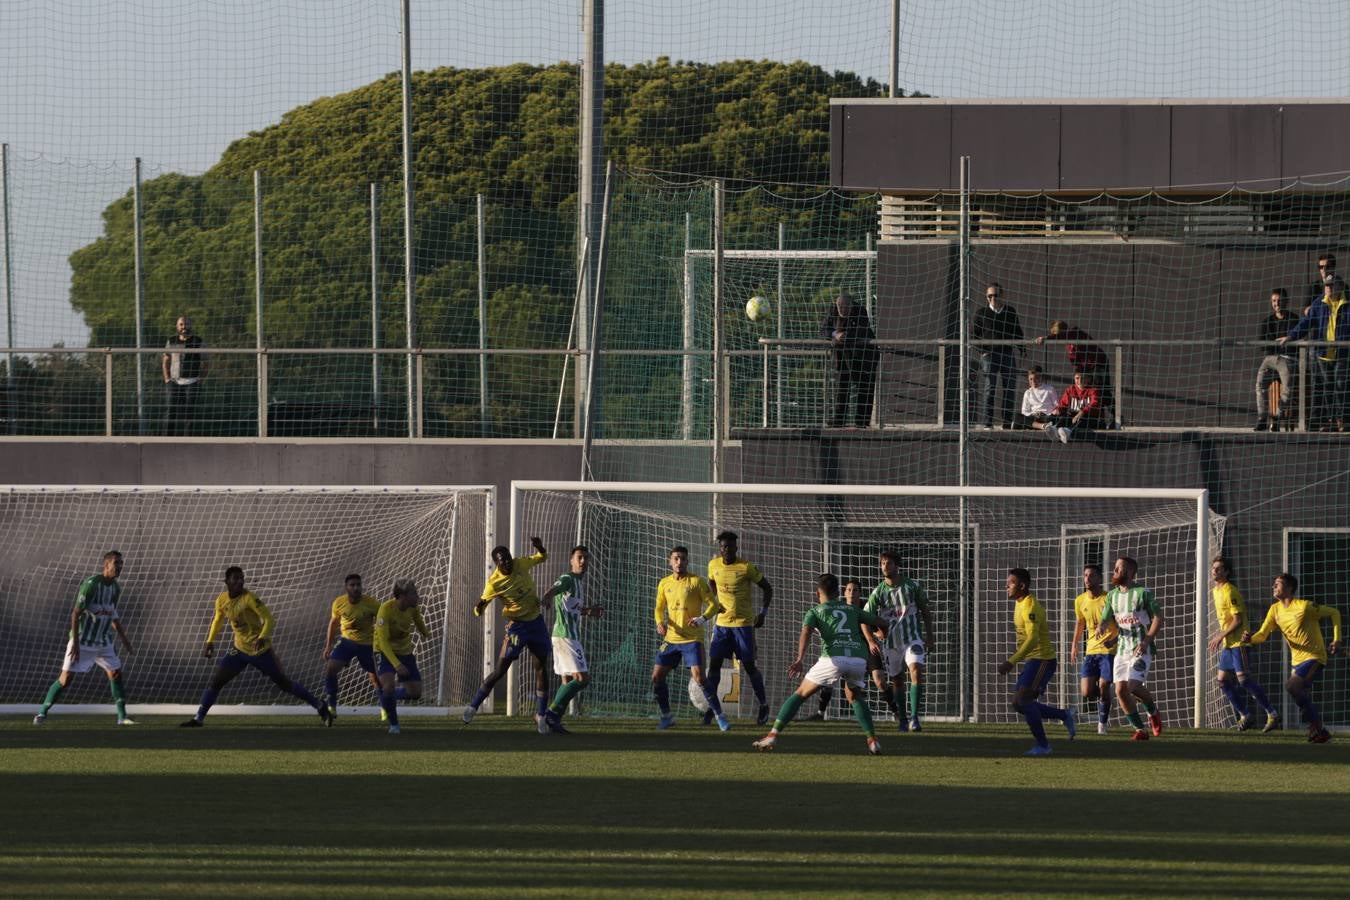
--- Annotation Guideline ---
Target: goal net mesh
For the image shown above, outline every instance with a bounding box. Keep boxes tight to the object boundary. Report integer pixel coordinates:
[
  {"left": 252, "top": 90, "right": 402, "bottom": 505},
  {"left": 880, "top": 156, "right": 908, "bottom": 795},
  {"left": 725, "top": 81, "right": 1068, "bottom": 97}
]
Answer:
[
  {"left": 0, "top": 486, "right": 491, "bottom": 712},
  {"left": 513, "top": 485, "right": 1224, "bottom": 727}
]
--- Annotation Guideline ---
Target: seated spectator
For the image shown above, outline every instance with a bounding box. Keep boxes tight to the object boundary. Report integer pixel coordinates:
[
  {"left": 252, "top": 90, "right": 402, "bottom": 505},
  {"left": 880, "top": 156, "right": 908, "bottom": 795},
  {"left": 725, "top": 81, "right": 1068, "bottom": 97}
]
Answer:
[
  {"left": 1046, "top": 370, "right": 1102, "bottom": 444},
  {"left": 1254, "top": 288, "right": 1298, "bottom": 432},
  {"left": 1036, "top": 320, "right": 1114, "bottom": 424},
  {"left": 1015, "top": 366, "right": 1059, "bottom": 430},
  {"left": 1281, "top": 274, "right": 1350, "bottom": 432}
]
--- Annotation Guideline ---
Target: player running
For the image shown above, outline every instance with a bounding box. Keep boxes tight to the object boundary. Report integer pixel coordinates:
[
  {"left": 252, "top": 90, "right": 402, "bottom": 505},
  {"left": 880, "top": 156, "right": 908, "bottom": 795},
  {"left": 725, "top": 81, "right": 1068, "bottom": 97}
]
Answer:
[
  {"left": 374, "top": 578, "right": 429, "bottom": 735},
  {"left": 540, "top": 546, "right": 605, "bottom": 734},
  {"left": 465, "top": 537, "right": 555, "bottom": 732},
  {"left": 1207, "top": 557, "right": 1278, "bottom": 732},
  {"left": 996, "top": 567, "right": 1076, "bottom": 756},
  {"left": 753, "top": 573, "right": 887, "bottom": 755},
  {"left": 1069, "top": 563, "right": 1115, "bottom": 735},
  {"left": 321, "top": 574, "right": 385, "bottom": 722},
  {"left": 181, "top": 566, "right": 331, "bottom": 727},
  {"left": 652, "top": 545, "right": 729, "bottom": 731},
  {"left": 33, "top": 550, "right": 137, "bottom": 726},
  {"left": 1241, "top": 573, "right": 1342, "bottom": 743},
  {"left": 865, "top": 550, "right": 934, "bottom": 732},
  {"left": 706, "top": 531, "right": 775, "bottom": 725},
  {"left": 1095, "top": 556, "right": 1164, "bottom": 741}
]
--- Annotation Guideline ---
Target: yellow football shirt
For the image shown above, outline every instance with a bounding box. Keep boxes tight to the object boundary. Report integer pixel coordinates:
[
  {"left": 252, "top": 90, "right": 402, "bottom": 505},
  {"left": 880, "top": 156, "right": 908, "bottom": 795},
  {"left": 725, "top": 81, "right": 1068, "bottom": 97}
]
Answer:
[
  {"left": 1249, "top": 599, "right": 1342, "bottom": 666},
  {"left": 375, "top": 598, "right": 429, "bottom": 660},
  {"left": 1211, "top": 582, "right": 1248, "bottom": 650},
  {"left": 1075, "top": 590, "right": 1116, "bottom": 656},
  {"left": 206, "top": 590, "right": 275, "bottom": 653},
  {"left": 706, "top": 556, "right": 765, "bottom": 627},
  {"left": 1009, "top": 594, "right": 1055, "bottom": 663},
  {"left": 655, "top": 573, "right": 718, "bottom": 644},
  {"left": 481, "top": 550, "right": 547, "bottom": 622},
  {"left": 331, "top": 594, "right": 381, "bottom": 644}
]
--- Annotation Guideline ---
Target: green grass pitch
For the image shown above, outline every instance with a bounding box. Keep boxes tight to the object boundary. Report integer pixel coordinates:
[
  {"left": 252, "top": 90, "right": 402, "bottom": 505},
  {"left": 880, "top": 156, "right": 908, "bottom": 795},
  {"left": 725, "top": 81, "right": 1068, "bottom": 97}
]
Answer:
[{"left": 2, "top": 715, "right": 1349, "bottom": 898}]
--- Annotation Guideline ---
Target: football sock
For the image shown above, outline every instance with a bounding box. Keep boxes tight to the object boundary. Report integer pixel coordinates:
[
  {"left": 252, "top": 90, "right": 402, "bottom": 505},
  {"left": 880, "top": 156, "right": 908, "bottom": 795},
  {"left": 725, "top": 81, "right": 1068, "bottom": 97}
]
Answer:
[
  {"left": 109, "top": 678, "right": 127, "bottom": 719},
  {"left": 1098, "top": 694, "right": 1112, "bottom": 725},
  {"left": 851, "top": 698, "right": 875, "bottom": 739},
  {"left": 1140, "top": 700, "right": 1158, "bottom": 715},
  {"left": 195, "top": 687, "right": 220, "bottom": 720},
  {"left": 1241, "top": 678, "right": 1275, "bottom": 715},
  {"left": 395, "top": 686, "right": 408, "bottom": 700},
  {"left": 323, "top": 673, "right": 339, "bottom": 708},
  {"left": 1293, "top": 691, "right": 1320, "bottom": 725},
  {"left": 468, "top": 684, "right": 491, "bottom": 710},
  {"left": 772, "top": 693, "right": 805, "bottom": 732},
  {"left": 881, "top": 685, "right": 900, "bottom": 717},
  {"left": 817, "top": 685, "right": 835, "bottom": 713},
  {"left": 535, "top": 690, "right": 548, "bottom": 718},
  {"left": 1035, "top": 702, "right": 1067, "bottom": 721},
  {"left": 39, "top": 680, "right": 64, "bottom": 715},
  {"left": 1126, "top": 709, "right": 1145, "bottom": 730},
  {"left": 1015, "top": 699, "right": 1048, "bottom": 746},
  {"left": 701, "top": 683, "right": 724, "bottom": 716},
  {"left": 747, "top": 668, "right": 767, "bottom": 706},
  {"left": 381, "top": 691, "right": 399, "bottom": 727},
  {"left": 1219, "top": 680, "right": 1246, "bottom": 718},
  {"left": 289, "top": 681, "right": 324, "bottom": 710},
  {"left": 654, "top": 681, "right": 671, "bottom": 714},
  {"left": 549, "top": 679, "right": 586, "bottom": 715},
  {"left": 705, "top": 668, "right": 721, "bottom": 702},
  {"left": 908, "top": 683, "right": 922, "bottom": 721}
]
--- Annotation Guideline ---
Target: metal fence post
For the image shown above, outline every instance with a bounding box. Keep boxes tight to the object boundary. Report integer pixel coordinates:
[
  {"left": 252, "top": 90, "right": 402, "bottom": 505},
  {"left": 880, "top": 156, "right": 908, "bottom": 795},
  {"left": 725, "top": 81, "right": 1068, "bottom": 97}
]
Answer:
[
  {"left": 477, "top": 193, "right": 489, "bottom": 436},
  {"left": 104, "top": 350, "right": 113, "bottom": 436},
  {"left": 133, "top": 159, "right": 145, "bottom": 435},
  {"left": 0, "top": 144, "right": 14, "bottom": 434},
  {"left": 257, "top": 349, "right": 268, "bottom": 438},
  {"left": 371, "top": 183, "right": 381, "bottom": 433}
]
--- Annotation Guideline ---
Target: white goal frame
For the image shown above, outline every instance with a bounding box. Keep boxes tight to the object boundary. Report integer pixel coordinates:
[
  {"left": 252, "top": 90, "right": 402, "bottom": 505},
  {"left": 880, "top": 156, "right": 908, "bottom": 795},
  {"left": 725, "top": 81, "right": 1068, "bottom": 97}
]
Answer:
[
  {"left": 512, "top": 481, "right": 1211, "bottom": 726},
  {"left": 0, "top": 484, "right": 496, "bottom": 717}
]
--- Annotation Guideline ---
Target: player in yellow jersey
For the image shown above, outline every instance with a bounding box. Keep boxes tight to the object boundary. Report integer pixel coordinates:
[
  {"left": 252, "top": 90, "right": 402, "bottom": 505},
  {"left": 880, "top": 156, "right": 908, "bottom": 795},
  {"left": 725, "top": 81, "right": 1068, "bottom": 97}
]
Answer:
[
  {"left": 1241, "top": 573, "right": 1342, "bottom": 743},
  {"left": 321, "top": 574, "right": 385, "bottom": 720},
  {"left": 375, "top": 579, "right": 429, "bottom": 735},
  {"left": 997, "top": 568, "right": 1076, "bottom": 755},
  {"left": 181, "top": 566, "right": 330, "bottom": 727},
  {"left": 1206, "top": 557, "right": 1278, "bottom": 732},
  {"left": 651, "top": 545, "right": 729, "bottom": 730},
  {"left": 1069, "top": 564, "right": 1115, "bottom": 734},
  {"left": 706, "top": 531, "right": 774, "bottom": 725},
  {"left": 464, "top": 537, "right": 555, "bottom": 731}
]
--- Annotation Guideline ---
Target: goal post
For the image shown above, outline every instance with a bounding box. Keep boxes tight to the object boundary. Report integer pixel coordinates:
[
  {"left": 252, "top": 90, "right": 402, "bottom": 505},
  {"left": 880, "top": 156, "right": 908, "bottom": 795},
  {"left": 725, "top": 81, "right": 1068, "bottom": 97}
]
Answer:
[
  {"left": 0, "top": 485, "right": 495, "bottom": 717},
  {"left": 510, "top": 481, "right": 1219, "bottom": 727}
]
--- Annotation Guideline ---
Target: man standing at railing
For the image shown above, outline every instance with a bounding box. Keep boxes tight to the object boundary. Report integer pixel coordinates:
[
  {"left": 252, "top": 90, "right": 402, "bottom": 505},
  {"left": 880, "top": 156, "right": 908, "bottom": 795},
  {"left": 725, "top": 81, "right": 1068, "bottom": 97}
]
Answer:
[
  {"left": 971, "top": 283, "right": 1024, "bottom": 429},
  {"left": 1253, "top": 288, "right": 1298, "bottom": 432},
  {"left": 820, "top": 289, "right": 878, "bottom": 428},
  {"left": 1281, "top": 274, "right": 1349, "bottom": 432},
  {"left": 161, "top": 315, "right": 207, "bottom": 436}
]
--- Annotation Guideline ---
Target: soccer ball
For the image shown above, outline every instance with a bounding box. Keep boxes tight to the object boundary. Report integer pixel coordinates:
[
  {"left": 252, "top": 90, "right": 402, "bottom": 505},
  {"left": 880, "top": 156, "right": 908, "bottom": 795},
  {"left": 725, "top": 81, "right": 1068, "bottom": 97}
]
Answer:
[
  {"left": 745, "top": 295, "right": 771, "bottom": 323},
  {"left": 687, "top": 677, "right": 710, "bottom": 712}
]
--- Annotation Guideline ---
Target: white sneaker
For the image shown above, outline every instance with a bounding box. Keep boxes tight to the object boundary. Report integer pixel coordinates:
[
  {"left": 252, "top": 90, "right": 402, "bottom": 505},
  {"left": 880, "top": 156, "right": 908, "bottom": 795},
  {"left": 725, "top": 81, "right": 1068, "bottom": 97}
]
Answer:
[
  {"left": 1057, "top": 427, "right": 1070, "bottom": 444},
  {"left": 32, "top": 714, "right": 45, "bottom": 726},
  {"left": 117, "top": 717, "right": 137, "bottom": 726},
  {"left": 461, "top": 705, "right": 476, "bottom": 725},
  {"left": 752, "top": 733, "right": 777, "bottom": 751},
  {"left": 535, "top": 714, "right": 549, "bottom": 735},
  {"left": 1097, "top": 722, "right": 1108, "bottom": 736}
]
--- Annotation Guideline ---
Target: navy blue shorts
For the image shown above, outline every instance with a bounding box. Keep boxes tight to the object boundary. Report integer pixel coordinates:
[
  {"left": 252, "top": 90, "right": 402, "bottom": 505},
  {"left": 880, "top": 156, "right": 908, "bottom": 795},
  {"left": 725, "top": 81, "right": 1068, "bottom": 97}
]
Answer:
[
  {"left": 709, "top": 625, "right": 756, "bottom": 664},
  {"left": 502, "top": 617, "right": 552, "bottom": 662},
  {"left": 1079, "top": 653, "right": 1113, "bottom": 682},
  {"left": 1293, "top": 659, "right": 1323, "bottom": 683},
  {"left": 1217, "top": 646, "right": 1250, "bottom": 674},
  {"left": 376, "top": 652, "right": 421, "bottom": 681},
  {"left": 653, "top": 640, "right": 704, "bottom": 670},
  {"left": 330, "top": 638, "right": 376, "bottom": 673},
  {"left": 218, "top": 646, "right": 285, "bottom": 680},
  {"left": 1015, "top": 658, "right": 1057, "bottom": 696}
]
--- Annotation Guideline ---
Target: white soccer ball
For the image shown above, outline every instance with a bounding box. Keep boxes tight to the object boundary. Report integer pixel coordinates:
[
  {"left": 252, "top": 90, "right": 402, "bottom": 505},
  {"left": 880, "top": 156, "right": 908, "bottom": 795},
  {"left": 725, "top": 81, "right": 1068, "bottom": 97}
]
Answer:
[
  {"left": 745, "top": 295, "right": 771, "bottom": 323},
  {"left": 687, "top": 676, "right": 710, "bottom": 712}
]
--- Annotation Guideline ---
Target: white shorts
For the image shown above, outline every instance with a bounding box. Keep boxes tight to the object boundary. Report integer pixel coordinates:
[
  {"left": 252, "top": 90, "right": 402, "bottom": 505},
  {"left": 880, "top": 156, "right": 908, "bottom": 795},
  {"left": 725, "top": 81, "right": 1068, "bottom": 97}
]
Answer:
[
  {"left": 62, "top": 639, "right": 121, "bottom": 675},
  {"left": 884, "top": 641, "right": 926, "bottom": 677},
  {"left": 1113, "top": 652, "right": 1152, "bottom": 684},
  {"left": 804, "top": 655, "right": 867, "bottom": 689},
  {"left": 551, "top": 637, "right": 588, "bottom": 675}
]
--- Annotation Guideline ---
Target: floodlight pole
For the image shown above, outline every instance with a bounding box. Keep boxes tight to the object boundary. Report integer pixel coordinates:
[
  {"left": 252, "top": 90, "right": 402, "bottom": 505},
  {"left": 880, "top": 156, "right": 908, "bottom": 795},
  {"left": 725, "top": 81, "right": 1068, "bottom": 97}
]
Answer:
[
  {"left": 577, "top": 0, "right": 605, "bottom": 434},
  {"left": 889, "top": 0, "right": 900, "bottom": 98},
  {"left": 477, "top": 193, "right": 489, "bottom": 436},
  {"left": 682, "top": 212, "right": 694, "bottom": 440},
  {"left": 777, "top": 222, "right": 785, "bottom": 427},
  {"left": 370, "top": 183, "right": 381, "bottom": 432},
  {"left": 0, "top": 144, "right": 13, "bottom": 433},
  {"left": 401, "top": 0, "right": 417, "bottom": 439},
  {"left": 958, "top": 155, "right": 971, "bottom": 720},
  {"left": 712, "top": 179, "right": 725, "bottom": 510},
  {"left": 133, "top": 158, "right": 146, "bottom": 435},
  {"left": 254, "top": 169, "right": 267, "bottom": 438}
]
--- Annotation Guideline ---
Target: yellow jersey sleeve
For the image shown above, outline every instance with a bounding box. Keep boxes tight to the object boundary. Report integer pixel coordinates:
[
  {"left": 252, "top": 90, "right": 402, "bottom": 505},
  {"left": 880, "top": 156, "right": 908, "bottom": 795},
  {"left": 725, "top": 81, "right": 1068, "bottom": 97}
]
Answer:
[
  {"left": 1249, "top": 603, "right": 1279, "bottom": 644},
  {"left": 205, "top": 593, "right": 228, "bottom": 645}
]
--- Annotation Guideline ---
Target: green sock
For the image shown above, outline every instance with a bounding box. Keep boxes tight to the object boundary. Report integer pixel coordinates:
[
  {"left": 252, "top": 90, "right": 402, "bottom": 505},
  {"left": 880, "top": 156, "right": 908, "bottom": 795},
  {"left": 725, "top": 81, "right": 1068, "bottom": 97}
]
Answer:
[
  {"left": 40, "top": 680, "right": 63, "bottom": 715},
  {"left": 773, "top": 693, "right": 805, "bottom": 732},
  {"left": 851, "top": 698, "right": 875, "bottom": 738},
  {"left": 109, "top": 679, "right": 127, "bottom": 718},
  {"left": 1140, "top": 700, "right": 1158, "bottom": 715},
  {"left": 908, "top": 683, "right": 922, "bottom": 720},
  {"left": 548, "top": 679, "right": 586, "bottom": 714},
  {"left": 1126, "top": 709, "right": 1145, "bottom": 730}
]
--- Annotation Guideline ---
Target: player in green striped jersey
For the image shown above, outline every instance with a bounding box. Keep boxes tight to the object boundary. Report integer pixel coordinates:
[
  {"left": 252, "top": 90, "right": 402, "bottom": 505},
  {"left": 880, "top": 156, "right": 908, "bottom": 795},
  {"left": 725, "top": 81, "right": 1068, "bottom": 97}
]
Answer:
[
  {"left": 1095, "top": 556, "right": 1165, "bottom": 741},
  {"left": 34, "top": 551, "right": 138, "bottom": 726},
  {"left": 865, "top": 550, "right": 934, "bottom": 732},
  {"left": 753, "top": 573, "right": 887, "bottom": 754},
  {"left": 541, "top": 546, "right": 604, "bottom": 733}
]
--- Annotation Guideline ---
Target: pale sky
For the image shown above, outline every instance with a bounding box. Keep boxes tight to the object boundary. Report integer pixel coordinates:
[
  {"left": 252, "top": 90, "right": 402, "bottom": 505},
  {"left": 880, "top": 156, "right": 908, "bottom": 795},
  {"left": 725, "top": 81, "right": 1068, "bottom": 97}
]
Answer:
[{"left": 3, "top": 0, "right": 1349, "bottom": 347}]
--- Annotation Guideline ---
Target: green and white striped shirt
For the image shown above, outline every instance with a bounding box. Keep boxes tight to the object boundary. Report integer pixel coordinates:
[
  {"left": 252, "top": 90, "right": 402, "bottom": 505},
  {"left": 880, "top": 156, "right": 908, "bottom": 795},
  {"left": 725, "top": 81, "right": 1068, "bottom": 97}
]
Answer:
[
  {"left": 1101, "top": 585, "right": 1160, "bottom": 657},
  {"left": 72, "top": 575, "right": 121, "bottom": 647},
  {"left": 550, "top": 572, "right": 586, "bottom": 640},
  {"left": 865, "top": 577, "right": 929, "bottom": 650}
]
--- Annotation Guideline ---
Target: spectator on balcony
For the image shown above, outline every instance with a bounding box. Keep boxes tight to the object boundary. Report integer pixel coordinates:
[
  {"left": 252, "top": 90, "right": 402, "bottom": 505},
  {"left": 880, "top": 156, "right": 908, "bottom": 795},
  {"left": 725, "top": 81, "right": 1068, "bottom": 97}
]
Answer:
[
  {"left": 1015, "top": 366, "right": 1059, "bottom": 431},
  {"left": 1045, "top": 370, "right": 1102, "bottom": 444},
  {"left": 1307, "top": 253, "right": 1336, "bottom": 317},
  {"left": 161, "top": 315, "right": 207, "bottom": 436},
  {"left": 820, "top": 289, "right": 878, "bottom": 428},
  {"left": 1035, "top": 319, "right": 1114, "bottom": 424},
  {"left": 971, "top": 282, "right": 1024, "bottom": 429},
  {"left": 1253, "top": 288, "right": 1299, "bottom": 432},
  {"left": 1281, "top": 274, "right": 1350, "bottom": 432}
]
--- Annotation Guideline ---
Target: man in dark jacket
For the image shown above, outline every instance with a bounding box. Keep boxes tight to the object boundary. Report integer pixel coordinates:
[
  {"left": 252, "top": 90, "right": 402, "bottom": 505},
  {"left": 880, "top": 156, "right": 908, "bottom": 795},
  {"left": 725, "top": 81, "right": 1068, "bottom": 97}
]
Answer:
[
  {"left": 972, "top": 283, "right": 1024, "bottom": 428},
  {"left": 820, "top": 290, "right": 878, "bottom": 428}
]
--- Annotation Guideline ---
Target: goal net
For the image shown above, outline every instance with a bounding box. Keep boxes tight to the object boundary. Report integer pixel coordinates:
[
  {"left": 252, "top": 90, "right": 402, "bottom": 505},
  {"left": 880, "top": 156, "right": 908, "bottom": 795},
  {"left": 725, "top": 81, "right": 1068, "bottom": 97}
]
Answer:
[
  {"left": 510, "top": 481, "right": 1222, "bottom": 729},
  {"left": 0, "top": 485, "right": 494, "bottom": 715}
]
